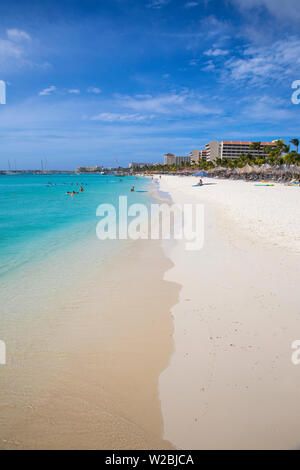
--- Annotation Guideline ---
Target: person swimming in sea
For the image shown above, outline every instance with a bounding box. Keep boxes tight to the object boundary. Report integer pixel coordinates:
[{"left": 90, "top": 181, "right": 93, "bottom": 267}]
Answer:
[
  {"left": 131, "top": 186, "right": 135, "bottom": 192},
  {"left": 79, "top": 186, "right": 84, "bottom": 192},
  {"left": 66, "top": 190, "right": 78, "bottom": 196}
]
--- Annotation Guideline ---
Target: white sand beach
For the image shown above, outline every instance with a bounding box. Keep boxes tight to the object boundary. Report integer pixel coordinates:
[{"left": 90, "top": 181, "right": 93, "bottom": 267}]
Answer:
[
  {"left": 158, "top": 175, "right": 300, "bottom": 450},
  {"left": 2, "top": 174, "right": 300, "bottom": 450}
]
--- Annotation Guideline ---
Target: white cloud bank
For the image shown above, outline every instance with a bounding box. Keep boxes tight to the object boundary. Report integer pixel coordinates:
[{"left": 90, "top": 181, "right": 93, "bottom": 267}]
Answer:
[
  {"left": 90, "top": 90, "right": 222, "bottom": 125},
  {"left": 225, "top": 36, "right": 300, "bottom": 82}
]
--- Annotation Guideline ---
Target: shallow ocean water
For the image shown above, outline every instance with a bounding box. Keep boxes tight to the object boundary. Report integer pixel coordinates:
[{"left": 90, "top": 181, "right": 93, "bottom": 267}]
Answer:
[{"left": 0, "top": 173, "right": 151, "bottom": 280}]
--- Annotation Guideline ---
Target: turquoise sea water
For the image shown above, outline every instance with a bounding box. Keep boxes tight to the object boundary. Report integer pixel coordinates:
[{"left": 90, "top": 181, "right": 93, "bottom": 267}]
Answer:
[{"left": 0, "top": 174, "right": 151, "bottom": 280}]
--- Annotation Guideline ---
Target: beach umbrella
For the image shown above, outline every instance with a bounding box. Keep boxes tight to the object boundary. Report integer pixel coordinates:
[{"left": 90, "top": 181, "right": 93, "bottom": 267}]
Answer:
[
  {"left": 260, "top": 163, "right": 271, "bottom": 172},
  {"left": 236, "top": 166, "right": 249, "bottom": 175},
  {"left": 208, "top": 167, "right": 218, "bottom": 175},
  {"left": 252, "top": 165, "right": 263, "bottom": 176},
  {"left": 193, "top": 171, "right": 210, "bottom": 177},
  {"left": 283, "top": 166, "right": 293, "bottom": 175},
  {"left": 243, "top": 164, "right": 254, "bottom": 174},
  {"left": 215, "top": 167, "right": 225, "bottom": 174},
  {"left": 290, "top": 166, "right": 300, "bottom": 176},
  {"left": 257, "top": 163, "right": 271, "bottom": 179}
]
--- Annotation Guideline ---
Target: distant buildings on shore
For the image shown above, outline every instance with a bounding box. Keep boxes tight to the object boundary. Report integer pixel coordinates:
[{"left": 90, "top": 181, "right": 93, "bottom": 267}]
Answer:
[
  {"left": 76, "top": 166, "right": 104, "bottom": 173},
  {"left": 190, "top": 149, "right": 208, "bottom": 164},
  {"left": 72, "top": 139, "right": 282, "bottom": 173},
  {"left": 205, "top": 140, "right": 277, "bottom": 162},
  {"left": 164, "top": 154, "right": 190, "bottom": 166},
  {"left": 129, "top": 162, "right": 160, "bottom": 169},
  {"left": 164, "top": 139, "right": 279, "bottom": 166}
]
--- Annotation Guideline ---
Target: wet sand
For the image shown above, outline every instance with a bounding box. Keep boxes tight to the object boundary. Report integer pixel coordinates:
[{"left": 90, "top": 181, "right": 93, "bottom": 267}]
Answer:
[{"left": 0, "top": 238, "right": 179, "bottom": 450}]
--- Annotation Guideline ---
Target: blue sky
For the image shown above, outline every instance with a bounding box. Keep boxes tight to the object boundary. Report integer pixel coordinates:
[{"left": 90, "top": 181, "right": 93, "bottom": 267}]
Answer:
[{"left": 0, "top": 0, "right": 300, "bottom": 169}]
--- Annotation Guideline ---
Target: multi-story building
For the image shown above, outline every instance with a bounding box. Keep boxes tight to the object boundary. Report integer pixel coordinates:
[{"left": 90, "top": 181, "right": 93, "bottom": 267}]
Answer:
[
  {"left": 76, "top": 166, "right": 104, "bottom": 173},
  {"left": 205, "top": 140, "right": 278, "bottom": 162},
  {"left": 164, "top": 153, "right": 176, "bottom": 165},
  {"left": 200, "top": 149, "right": 208, "bottom": 161},
  {"left": 205, "top": 140, "right": 221, "bottom": 162},
  {"left": 164, "top": 153, "right": 190, "bottom": 166},
  {"left": 129, "top": 162, "right": 160, "bottom": 169},
  {"left": 190, "top": 150, "right": 200, "bottom": 164},
  {"left": 220, "top": 141, "right": 276, "bottom": 160},
  {"left": 190, "top": 149, "right": 208, "bottom": 164}
]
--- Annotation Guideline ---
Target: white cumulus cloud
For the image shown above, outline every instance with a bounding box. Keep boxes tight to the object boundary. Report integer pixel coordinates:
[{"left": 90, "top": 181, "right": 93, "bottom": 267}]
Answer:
[
  {"left": 146, "top": 0, "right": 170, "bottom": 9},
  {"left": 6, "top": 29, "right": 31, "bottom": 42},
  {"left": 225, "top": 36, "right": 300, "bottom": 82},
  {"left": 39, "top": 85, "right": 56, "bottom": 96},
  {"left": 87, "top": 87, "right": 102, "bottom": 94},
  {"left": 0, "top": 29, "right": 31, "bottom": 66},
  {"left": 185, "top": 2, "right": 199, "bottom": 7},
  {"left": 204, "top": 48, "right": 229, "bottom": 57}
]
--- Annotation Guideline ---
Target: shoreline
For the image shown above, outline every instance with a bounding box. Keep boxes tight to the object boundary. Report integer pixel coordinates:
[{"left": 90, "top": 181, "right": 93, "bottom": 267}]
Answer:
[
  {"left": 1, "top": 233, "right": 179, "bottom": 449},
  {"left": 3, "top": 173, "right": 300, "bottom": 449},
  {"left": 158, "top": 175, "right": 300, "bottom": 449}
]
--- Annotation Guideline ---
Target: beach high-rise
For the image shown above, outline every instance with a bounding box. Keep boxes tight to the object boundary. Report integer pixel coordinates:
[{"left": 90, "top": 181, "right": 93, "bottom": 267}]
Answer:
[
  {"left": 205, "top": 140, "right": 278, "bottom": 162},
  {"left": 164, "top": 153, "right": 191, "bottom": 166},
  {"left": 190, "top": 149, "right": 208, "bottom": 164},
  {"left": 205, "top": 140, "right": 221, "bottom": 162}
]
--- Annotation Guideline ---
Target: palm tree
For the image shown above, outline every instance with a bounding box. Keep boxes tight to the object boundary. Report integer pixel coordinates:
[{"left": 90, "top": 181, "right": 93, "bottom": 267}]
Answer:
[
  {"left": 250, "top": 142, "right": 261, "bottom": 153},
  {"left": 290, "top": 139, "right": 299, "bottom": 153},
  {"left": 274, "top": 140, "right": 290, "bottom": 157}
]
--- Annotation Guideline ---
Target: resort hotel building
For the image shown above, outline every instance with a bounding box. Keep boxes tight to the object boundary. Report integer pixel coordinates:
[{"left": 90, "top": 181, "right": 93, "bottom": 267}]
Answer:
[
  {"left": 205, "top": 140, "right": 278, "bottom": 162},
  {"left": 129, "top": 162, "right": 160, "bottom": 169},
  {"left": 189, "top": 149, "right": 208, "bottom": 164},
  {"left": 76, "top": 166, "right": 104, "bottom": 173},
  {"left": 164, "top": 139, "right": 280, "bottom": 166},
  {"left": 164, "top": 153, "right": 191, "bottom": 166}
]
